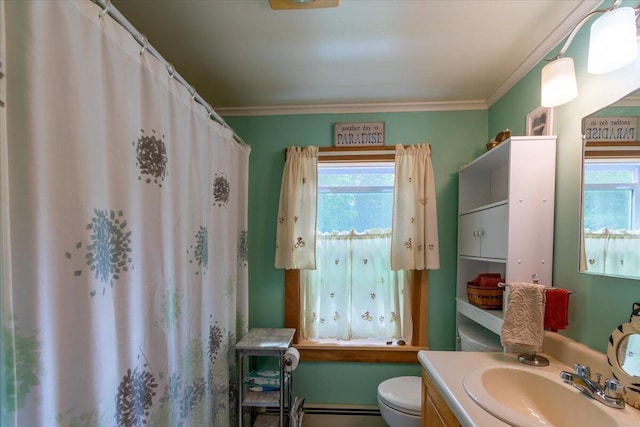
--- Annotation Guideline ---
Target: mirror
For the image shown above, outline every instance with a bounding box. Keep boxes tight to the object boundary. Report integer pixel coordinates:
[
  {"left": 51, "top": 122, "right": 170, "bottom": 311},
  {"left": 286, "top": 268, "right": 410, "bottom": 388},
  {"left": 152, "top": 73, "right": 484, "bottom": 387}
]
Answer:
[
  {"left": 579, "top": 89, "right": 640, "bottom": 279},
  {"left": 607, "top": 303, "right": 640, "bottom": 409},
  {"left": 616, "top": 334, "right": 640, "bottom": 376}
]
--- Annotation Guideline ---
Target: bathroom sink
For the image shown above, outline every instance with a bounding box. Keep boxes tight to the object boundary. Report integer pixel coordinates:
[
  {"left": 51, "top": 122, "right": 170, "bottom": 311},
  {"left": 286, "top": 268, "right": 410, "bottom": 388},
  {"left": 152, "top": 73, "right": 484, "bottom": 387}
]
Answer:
[{"left": 462, "top": 365, "right": 622, "bottom": 427}]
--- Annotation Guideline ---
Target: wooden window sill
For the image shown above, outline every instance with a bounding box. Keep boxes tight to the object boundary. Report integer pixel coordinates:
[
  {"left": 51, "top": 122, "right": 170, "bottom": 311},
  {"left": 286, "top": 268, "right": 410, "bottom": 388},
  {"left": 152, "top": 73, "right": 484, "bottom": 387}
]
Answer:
[
  {"left": 294, "top": 341, "right": 428, "bottom": 363},
  {"left": 286, "top": 270, "right": 430, "bottom": 361}
]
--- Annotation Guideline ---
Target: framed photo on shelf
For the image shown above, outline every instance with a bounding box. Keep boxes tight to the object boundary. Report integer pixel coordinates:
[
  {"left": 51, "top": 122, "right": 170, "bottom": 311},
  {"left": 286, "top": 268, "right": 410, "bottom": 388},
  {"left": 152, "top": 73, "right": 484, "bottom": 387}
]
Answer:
[{"left": 526, "top": 106, "right": 553, "bottom": 136}]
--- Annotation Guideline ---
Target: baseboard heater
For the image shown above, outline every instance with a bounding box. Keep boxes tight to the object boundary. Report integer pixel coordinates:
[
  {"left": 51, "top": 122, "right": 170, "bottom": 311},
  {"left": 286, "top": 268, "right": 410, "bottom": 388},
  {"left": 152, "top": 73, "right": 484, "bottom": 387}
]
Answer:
[{"left": 265, "top": 404, "right": 381, "bottom": 417}]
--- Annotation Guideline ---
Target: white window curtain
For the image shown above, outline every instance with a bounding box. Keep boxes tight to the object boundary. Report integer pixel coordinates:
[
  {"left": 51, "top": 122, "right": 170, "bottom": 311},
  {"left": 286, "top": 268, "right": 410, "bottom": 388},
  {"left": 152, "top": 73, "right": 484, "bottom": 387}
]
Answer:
[
  {"left": 583, "top": 229, "right": 640, "bottom": 276},
  {"left": 1, "top": 2, "right": 249, "bottom": 426},
  {"left": 391, "top": 144, "right": 440, "bottom": 270},
  {"left": 0, "top": 9, "right": 8, "bottom": 425},
  {"left": 276, "top": 144, "right": 439, "bottom": 343},
  {"left": 301, "top": 230, "right": 410, "bottom": 341},
  {"left": 274, "top": 146, "right": 318, "bottom": 270}
]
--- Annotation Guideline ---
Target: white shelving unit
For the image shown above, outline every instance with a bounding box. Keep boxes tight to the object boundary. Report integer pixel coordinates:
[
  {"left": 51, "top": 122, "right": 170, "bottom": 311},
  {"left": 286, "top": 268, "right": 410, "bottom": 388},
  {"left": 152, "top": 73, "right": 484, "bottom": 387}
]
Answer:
[
  {"left": 456, "top": 136, "right": 556, "bottom": 343},
  {"left": 236, "top": 328, "right": 296, "bottom": 427}
]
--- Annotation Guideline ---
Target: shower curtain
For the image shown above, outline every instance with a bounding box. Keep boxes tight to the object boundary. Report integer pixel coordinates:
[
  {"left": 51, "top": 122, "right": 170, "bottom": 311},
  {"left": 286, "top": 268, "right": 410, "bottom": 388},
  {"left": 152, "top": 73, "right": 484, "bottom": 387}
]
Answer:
[{"left": 1, "top": 1, "right": 250, "bottom": 426}]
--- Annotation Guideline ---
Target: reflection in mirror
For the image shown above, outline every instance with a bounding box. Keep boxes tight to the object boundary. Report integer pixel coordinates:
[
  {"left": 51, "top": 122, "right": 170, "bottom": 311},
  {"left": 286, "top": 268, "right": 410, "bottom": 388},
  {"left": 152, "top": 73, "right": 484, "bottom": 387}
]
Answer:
[
  {"left": 617, "top": 334, "right": 640, "bottom": 377},
  {"left": 580, "top": 90, "right": 640, "bottom": 279},
  {"left": 608, "top": 303, "right": 640, "bottom": 408}
]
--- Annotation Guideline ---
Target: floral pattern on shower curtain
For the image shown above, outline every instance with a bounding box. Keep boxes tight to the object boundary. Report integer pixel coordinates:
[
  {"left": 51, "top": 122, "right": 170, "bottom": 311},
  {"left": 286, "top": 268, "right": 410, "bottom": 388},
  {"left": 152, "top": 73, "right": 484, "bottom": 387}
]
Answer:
[{"left": 1, "top": 1, "right": 249, "bottom": 426}]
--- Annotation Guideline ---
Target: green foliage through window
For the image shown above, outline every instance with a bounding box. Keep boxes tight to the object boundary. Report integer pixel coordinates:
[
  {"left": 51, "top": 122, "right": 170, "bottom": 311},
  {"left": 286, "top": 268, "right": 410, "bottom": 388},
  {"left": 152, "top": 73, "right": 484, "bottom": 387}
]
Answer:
[
  {"left": 583, "top": 161, "right": 639, "bottom": 231},
  {"left": 317, "top": 163, "right": 394, "bottom": 233}
]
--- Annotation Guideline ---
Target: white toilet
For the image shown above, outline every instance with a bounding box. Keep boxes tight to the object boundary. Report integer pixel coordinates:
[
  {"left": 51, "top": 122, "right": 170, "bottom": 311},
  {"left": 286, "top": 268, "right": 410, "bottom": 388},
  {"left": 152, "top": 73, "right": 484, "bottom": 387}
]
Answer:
[
  {"left": 377, "top": 376, "right": 421, "bottom": 427},
  {"left": 377, "top": 325, "right": 501, "bottom": 426},
  {"left": 458, "top": 323, "right": 502, "bottom": 352}
]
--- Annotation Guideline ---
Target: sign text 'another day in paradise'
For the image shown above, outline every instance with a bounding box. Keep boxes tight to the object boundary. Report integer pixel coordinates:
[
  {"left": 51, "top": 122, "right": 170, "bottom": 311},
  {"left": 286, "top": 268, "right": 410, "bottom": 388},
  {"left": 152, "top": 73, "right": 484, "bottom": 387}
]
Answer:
[
  {"left": 334, "top": 122, "right": 385, "bottom": 147},
  {"left": 582, "top": 116, "right": 638, "bottom": 142}
]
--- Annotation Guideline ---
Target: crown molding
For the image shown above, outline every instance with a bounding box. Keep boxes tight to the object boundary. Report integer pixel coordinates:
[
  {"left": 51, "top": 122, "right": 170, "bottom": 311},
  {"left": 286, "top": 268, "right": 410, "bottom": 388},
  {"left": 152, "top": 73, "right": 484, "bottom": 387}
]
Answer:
[
  {"left": 486, "top": 0, "right": 602, "bottom": 107},
  {"left": 218, "top": 0, "right": 603, "bottom": 117},
  {"left": 269, "top": 0, "right": 339, "bottom": 10},
  {"left": 611, "top": 93, "right": 640, "bottom": 107},
  {"left": 217, "top": 100, "right": 487, "bottom": 117}
]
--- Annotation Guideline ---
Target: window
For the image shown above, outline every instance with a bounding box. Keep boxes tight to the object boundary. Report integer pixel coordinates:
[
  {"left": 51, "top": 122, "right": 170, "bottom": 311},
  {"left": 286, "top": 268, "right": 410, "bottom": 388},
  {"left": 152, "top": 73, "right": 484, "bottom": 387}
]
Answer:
[
  {"left": 582, "top": 158, "right": 640, "bottom": 276},
  {"left": 317, "top": 163, "right": 394, "bottom": 233},
  {"left": 583, "top": 160, "right": 640, "bottom": 231},
  {"left": 284, "top": 147, "right": 428, "bottom": 363},
  {"left": 301, "top": 162, "right": 408, "bottom": 342}
]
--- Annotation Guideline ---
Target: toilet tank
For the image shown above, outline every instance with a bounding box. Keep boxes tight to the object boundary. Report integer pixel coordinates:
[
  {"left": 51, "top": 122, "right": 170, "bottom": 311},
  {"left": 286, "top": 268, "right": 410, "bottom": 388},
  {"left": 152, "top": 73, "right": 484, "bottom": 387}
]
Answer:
[{"left": 458, "top": 323, "right": 502, "bottom": 352}]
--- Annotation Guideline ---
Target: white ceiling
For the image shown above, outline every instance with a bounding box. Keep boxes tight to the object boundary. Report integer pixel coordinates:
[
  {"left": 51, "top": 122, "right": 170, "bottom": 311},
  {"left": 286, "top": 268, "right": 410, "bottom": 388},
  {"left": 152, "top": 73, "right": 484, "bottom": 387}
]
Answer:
[{"left": 111, "top": 0, "right": 602, "bottom": 115}]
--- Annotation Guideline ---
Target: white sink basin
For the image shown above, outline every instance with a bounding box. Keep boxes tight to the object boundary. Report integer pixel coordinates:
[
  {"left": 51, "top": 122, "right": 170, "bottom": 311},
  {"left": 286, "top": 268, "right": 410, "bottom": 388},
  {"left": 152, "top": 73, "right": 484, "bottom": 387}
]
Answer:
[{"left": 462, "top": 365, "right": 622, "bottom": 427}]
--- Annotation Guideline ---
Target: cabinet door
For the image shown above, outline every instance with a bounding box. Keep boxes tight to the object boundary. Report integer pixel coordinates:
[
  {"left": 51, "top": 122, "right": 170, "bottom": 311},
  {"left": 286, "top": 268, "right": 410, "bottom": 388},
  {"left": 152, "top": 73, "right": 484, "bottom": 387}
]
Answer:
[
  {"left": 459, "top": 204, "right": 507, "bottom": 259},
  {"left": 422, "top": 371, "right": 461, "bottom": 427},
  {"left": 425, "top": 394, "right": 447, "bottom": 427},
  {"left": 459, "top": 211, "right": 482, "bottom": 257},
  {"left": 481, "top": 204, "right": 508, "bottom": 259}
]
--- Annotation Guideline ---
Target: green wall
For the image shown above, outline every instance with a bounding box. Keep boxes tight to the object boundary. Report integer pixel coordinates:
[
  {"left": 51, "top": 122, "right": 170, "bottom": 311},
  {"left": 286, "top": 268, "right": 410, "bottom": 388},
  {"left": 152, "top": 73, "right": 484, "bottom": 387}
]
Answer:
[
  {"left": 225, "top": 111, "right": 487, "bottom": 405},
  {"left": 488, "top": 6, "right": 640, "bottom": 354},
  {"left": 227, "top": 0, "right": 640, "bottom": 406}
]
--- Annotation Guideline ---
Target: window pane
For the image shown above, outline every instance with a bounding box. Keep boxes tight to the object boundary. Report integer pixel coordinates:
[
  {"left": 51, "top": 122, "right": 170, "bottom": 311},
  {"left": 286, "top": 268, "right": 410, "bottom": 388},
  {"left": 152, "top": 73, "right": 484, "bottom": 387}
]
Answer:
[
  {"left": 318, "top": 165, "right": 395, "bottom": 187},
  {"left": 584, "top": 169, "right": 635, "bottom": 184},
  {"left": 318, "top": 163, "right": 394, "bottom": 233},
  {"left": 306, "top": 161, "right": 406, "bottom": 343},
  {"left": 584, "top": 189, "right": 632, "bottom": 230},
  {"left": 318, "top": 192, "right": 393, "bottom": 232},
  {"left": 583, "top": 161, "right": 639, "bottom": 230},
  {"left": 584, "top": 162, "right": 638, "bottom": 184}
]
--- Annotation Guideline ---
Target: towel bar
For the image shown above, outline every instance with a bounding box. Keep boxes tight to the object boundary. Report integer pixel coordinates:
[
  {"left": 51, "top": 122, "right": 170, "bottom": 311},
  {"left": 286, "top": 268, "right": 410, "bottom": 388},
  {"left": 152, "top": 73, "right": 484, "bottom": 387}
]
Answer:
[{"left": 497, "top": 282, "right": 573, "bottom": 294}]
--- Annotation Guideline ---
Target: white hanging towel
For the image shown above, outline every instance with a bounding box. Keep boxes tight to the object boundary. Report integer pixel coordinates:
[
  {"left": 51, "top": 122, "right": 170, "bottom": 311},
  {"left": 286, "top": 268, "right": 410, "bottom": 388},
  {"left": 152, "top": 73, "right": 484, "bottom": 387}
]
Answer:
[{"left": 500, "top": 282, "right": 546, "bottom": 352}]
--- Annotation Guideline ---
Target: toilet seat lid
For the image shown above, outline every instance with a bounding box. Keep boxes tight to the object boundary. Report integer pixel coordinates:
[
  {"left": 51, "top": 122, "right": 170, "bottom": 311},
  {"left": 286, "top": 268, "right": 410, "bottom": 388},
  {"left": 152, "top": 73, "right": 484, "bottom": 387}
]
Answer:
[{"left": 378, "top": 376, "right": 421, "bottom": 416}]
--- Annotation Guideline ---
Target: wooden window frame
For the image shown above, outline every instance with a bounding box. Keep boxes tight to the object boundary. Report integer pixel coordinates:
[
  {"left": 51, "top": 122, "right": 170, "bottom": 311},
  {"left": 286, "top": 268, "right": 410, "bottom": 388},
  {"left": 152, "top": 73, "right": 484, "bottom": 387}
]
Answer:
[
  {"left": 584, "top": 140, "right": 640, "bottom": 159},
  {"left": 285, "top": 269, "right": 428, "bottom": 363},
  {"left": 283, "top": 146, "right": 429, "bottom": 363}
]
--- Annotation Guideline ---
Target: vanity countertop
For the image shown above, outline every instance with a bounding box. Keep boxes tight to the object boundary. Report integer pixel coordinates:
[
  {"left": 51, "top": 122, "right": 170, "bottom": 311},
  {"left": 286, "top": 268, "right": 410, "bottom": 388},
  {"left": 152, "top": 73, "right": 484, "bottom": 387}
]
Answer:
[{"left": 418, "top": 350, "right": 640, "bottom": 427}]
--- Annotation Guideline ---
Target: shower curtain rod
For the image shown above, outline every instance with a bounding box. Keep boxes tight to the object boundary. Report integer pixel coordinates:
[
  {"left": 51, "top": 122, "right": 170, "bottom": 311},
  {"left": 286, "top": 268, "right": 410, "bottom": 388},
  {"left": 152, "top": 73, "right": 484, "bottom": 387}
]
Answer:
[{"left": 91, "top": 0, "right": 248, "bottom": 147}]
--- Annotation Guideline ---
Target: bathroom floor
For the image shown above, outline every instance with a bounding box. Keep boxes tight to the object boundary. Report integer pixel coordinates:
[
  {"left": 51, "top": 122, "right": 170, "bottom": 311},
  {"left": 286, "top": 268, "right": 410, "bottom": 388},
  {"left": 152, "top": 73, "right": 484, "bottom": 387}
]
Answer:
[{"left": 303, "top": 414, "right": 387, "bottom": 427}]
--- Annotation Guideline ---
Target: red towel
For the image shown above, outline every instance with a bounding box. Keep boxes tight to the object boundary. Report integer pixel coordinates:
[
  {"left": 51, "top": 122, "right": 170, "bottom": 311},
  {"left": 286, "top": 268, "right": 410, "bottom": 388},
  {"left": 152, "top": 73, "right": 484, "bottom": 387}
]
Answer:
[
  {"left": 479, "top": 276, "right": 503, "bottom": 288},
  {"left": 544, "top": 288, "right": 570, "bottom": 331},
  {"left": 467, "top": 273, "right": 502, "bottom": 286}
]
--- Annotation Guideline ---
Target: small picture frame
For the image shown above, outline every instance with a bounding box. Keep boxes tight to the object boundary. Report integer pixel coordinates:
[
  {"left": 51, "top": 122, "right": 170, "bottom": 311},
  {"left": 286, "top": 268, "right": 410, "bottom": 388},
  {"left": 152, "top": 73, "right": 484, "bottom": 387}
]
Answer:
[{"left": 526, "top": 106, "right": 553, "bottom": 136}]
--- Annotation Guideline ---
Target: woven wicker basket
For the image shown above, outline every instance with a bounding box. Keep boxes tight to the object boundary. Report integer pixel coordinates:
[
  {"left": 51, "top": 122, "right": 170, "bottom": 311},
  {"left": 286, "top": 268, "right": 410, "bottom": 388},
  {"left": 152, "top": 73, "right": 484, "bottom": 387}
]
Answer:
[{"left": 466, "top": 284, "right": 503, "bottom": 310}]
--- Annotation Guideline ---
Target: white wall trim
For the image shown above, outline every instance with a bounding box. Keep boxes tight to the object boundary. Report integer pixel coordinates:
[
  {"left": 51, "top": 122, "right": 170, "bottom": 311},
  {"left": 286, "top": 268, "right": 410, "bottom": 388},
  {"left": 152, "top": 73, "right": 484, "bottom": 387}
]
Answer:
[
  {"left": 486, "top": 0, "right": 602, "bottom": 107},
  {"left": 217, "top": 1, "right": 603, "bottom": 117},
  {"left": 217, "top": 100, "right": 488, "bottom": 117},
  {"left": 266, "top": 404, "right": 385, "bottom": 427}
]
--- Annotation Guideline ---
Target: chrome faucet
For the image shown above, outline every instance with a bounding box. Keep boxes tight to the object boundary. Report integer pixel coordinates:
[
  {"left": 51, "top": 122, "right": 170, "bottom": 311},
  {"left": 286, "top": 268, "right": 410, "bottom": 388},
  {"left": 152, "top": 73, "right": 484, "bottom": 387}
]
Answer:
[{"left": 559, "top": 363, "right": 625, "bottom": 409}]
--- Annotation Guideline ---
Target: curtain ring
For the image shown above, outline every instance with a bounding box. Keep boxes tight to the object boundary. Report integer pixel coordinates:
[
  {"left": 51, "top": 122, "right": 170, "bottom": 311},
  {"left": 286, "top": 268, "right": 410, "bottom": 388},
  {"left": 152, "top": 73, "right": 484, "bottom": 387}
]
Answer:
[
  {"left": 188, "top": 85, "right": 196, "bottom": 101},
  {"left": 99, "top": 0, "right": 111, "bottom": 18},
  {"left": 205, "top": 103, "right": 213, "bottom": 118},
  {"left": 139, "top": 35, "right": 148, "bottom": 56},
  {"left": 167, "top": 63, "right": 175, "bottom": 80}
]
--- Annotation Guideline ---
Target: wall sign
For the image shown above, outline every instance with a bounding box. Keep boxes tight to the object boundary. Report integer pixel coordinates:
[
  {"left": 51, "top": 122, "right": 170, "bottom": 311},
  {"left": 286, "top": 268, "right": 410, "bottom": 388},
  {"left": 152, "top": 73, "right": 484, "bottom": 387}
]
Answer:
[
  {"left": 334, "top": 122, "right": 385, "bottom": 147},
  {"left": 582, "top": 116, "right": 638, "bottom": 142}
]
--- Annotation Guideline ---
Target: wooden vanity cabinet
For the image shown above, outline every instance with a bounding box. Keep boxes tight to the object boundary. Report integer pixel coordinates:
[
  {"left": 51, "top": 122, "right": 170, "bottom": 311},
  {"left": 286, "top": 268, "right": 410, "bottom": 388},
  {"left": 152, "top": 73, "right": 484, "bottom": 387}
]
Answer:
[{"left": 422, "top": 370, "right": 461, "bottom": 427}]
